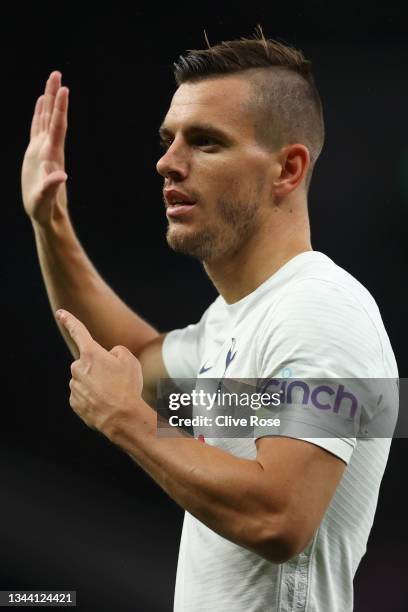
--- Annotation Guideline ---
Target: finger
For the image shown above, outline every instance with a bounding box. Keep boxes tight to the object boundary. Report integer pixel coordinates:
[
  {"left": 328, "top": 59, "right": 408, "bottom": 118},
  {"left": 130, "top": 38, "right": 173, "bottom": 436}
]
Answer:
[
  {"left": 56, "top": 309, "right": 96, "bottom": 356},
  {"left": 30, "top": 95, "right": 45, "bottom": 140},
  {"left": 69, "top": 387, "right": 81, "bottom": 414},
  {"left": 49, "top": 87, "right": 69, "bottom": 152},
  {"left": 70, "top": 360, "right": 81, "bottom": 378},
  {"left": 42, "top": 71, "right": 61, "bottom": 132}
]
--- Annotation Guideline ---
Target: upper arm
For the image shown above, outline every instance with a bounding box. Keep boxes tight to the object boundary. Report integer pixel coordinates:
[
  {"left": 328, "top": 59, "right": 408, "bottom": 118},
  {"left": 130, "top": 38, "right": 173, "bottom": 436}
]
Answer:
[
  {"left": 136, "top": 333, "right": 169, "bottom": 408},
  {"left": 252, "top": 279, "right": 375, "bottom": 560},
  {"left": 255, "top": 436, "right": 346, "bottom": 562}
]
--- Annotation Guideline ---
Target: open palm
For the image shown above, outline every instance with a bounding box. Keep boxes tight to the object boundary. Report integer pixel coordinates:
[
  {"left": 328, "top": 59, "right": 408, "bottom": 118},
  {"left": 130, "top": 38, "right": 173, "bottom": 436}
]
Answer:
[{"left": 21, "top": 71, "right": 69, "bottom": 226}]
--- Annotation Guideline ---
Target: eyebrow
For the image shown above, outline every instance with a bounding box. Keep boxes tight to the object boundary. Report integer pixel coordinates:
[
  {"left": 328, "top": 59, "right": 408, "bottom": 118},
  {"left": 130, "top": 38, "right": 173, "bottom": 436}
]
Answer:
[{"left": 158, "top": 122, "right": 234, "bottom": 144}]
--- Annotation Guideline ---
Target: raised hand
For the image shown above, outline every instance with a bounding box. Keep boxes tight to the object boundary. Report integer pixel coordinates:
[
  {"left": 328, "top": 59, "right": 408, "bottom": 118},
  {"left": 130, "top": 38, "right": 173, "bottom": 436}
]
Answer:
[{"left": 21, "top": 71, "right": 69, "bottom": 226}]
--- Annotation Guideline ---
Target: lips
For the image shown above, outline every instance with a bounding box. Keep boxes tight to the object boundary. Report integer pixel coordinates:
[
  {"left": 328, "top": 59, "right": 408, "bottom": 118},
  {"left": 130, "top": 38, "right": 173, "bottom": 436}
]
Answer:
[
  {"left": 166, "top": 202, "right": 197, "bottom": 218},
  {"left": 163, "top": 188, "right": 199, "bottom": 219},
  {"left": 164, "top": 188, "right": 197, "bottom": 207}
]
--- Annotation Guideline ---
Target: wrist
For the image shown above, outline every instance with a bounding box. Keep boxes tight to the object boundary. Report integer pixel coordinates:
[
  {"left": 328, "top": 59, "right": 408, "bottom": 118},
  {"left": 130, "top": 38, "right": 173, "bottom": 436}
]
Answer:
[
  {"left": 31, "top": 204, "right": 71, "bottom": 236},
  {"left": 105, "top": 399, "right": 157, "bottom": 450}
]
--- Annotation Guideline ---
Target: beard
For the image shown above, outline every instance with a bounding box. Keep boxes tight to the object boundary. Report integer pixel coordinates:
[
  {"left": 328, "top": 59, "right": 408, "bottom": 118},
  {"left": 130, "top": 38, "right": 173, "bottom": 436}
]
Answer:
[{"left": 166, "top": 194, "right": 262, "bottom": 263}]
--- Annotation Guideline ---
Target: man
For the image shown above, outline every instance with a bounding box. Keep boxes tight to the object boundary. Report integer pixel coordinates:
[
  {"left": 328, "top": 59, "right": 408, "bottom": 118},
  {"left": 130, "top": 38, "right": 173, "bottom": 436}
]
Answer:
[{"left": 21, "top": 27, "right": 398, "bottom": 612}]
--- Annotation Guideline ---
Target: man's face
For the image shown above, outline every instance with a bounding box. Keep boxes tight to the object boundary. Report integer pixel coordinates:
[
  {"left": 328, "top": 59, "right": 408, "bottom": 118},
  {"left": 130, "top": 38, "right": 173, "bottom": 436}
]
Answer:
[{"left": 156, "top": 75, "right": 277, "bottom": 263}]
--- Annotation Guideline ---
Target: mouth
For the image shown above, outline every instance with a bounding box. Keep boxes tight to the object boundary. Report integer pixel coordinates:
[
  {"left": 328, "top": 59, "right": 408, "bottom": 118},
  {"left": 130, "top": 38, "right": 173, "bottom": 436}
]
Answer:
[{"left": 166, "top": 201, "right": 197, "bottom": 218}]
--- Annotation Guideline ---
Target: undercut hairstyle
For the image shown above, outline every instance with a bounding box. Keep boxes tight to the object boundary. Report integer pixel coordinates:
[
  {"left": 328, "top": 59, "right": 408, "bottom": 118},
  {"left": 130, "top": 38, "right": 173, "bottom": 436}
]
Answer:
[{"left": 173, "top": 25, "right": 325, "bottom": 192}]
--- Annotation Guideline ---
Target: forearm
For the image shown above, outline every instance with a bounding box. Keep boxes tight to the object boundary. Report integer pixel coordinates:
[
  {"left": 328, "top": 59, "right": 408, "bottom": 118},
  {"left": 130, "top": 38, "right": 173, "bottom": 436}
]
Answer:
[
  {"left": 108, "top": 402, "right": 287, "bottom": 562},
  {"left": 32, "top": 206, "right": 159, "bottom": 358}
]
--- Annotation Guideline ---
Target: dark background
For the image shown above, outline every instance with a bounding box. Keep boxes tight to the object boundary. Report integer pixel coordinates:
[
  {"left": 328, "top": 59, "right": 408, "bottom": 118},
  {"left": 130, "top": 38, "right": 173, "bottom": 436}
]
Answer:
[{"left": 2, "top": 3, "right": 407, "bottom": 611}]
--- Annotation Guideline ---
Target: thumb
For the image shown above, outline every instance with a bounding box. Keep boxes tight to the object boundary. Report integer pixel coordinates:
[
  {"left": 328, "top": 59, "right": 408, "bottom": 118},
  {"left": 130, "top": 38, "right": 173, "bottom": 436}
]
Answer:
[
  {"left": 110, "top": 345, "right": 133, "bottom": 360},
  {"left": 110, "top": 346, "right": 144, "bottom": 394},
  {"left": 43, "top": 170, "right": 68, "bottom": 191},
  {"left": 41, "top": 171, "right": 67, "bottom": 204}
]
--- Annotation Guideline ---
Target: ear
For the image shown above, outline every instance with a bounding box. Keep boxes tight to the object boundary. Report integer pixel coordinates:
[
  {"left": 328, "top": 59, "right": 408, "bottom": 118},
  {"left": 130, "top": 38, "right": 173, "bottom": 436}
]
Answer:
[{"left": 273, "top": 144, "right": 310, "bottom": 197}]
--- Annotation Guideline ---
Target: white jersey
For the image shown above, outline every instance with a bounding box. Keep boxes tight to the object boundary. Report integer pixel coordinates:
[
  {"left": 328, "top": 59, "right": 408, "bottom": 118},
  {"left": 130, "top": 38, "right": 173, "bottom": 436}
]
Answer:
[{"left": 162, "top": 250, "right": 398, "bottom": 612}]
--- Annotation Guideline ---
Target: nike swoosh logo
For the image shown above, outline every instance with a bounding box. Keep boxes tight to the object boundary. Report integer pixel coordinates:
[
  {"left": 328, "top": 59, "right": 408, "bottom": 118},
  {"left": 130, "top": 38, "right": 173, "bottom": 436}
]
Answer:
[{"left": 199, "top": 363, "right": 212, "bottom": 374}]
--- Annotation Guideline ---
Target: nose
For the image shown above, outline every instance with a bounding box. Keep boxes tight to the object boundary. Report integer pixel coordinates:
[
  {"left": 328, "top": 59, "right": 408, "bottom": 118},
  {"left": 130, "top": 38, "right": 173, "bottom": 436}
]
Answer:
[{"left": 156, "top": 141, "right": 189, "bottom": 179}]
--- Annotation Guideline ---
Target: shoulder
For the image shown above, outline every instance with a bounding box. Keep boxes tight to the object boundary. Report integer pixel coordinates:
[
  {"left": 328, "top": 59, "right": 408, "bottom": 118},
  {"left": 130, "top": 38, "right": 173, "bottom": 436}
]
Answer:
[
  {"left": 268, "top": 253, "right": 384, "bottom": 333},
  {"left": 257, "top": 255, "right": 396, "bottom": 377}
]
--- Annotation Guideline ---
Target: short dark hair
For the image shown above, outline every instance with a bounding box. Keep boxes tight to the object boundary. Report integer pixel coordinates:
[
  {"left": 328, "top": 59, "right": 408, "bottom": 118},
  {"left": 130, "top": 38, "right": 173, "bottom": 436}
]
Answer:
[{"left": 173, "top": 25, "right": 325, "bottom": 192}]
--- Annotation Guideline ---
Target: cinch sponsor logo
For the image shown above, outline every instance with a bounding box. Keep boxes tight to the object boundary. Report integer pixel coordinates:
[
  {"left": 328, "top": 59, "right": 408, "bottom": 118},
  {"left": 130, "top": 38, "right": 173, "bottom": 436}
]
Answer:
[{"left": 257, "top": 379, "right": 359, "bottom": 419}]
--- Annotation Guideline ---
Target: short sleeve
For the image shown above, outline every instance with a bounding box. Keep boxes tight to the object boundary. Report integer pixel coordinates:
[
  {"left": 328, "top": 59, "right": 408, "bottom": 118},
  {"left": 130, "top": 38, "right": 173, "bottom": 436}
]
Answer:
[{"left": 254, "top": 278, "right": 385, "bottom": 464}]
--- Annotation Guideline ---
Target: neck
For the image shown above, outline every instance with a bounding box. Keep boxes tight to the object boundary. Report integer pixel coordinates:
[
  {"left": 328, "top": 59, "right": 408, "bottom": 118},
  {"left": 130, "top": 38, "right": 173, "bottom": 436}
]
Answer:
[{"left": 203, "top": 201, "right": 312, "bottom": 304}]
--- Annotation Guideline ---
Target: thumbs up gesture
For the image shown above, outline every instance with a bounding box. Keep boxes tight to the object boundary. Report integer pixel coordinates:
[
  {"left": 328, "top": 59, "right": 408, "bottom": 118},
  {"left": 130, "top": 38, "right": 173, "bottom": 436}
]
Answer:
[{"left": 56, "top": 309, "right": 144, "bottom": 436}]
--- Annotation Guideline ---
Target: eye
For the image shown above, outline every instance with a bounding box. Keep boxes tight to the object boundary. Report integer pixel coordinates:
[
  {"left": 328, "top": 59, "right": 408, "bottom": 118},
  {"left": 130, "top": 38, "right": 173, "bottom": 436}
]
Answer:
[
  {"left": 192, "top": 136, "right": 217, "bottom": 147},
  {"left": 158, "top": 135, "right": 218, "bottom": 151}
]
